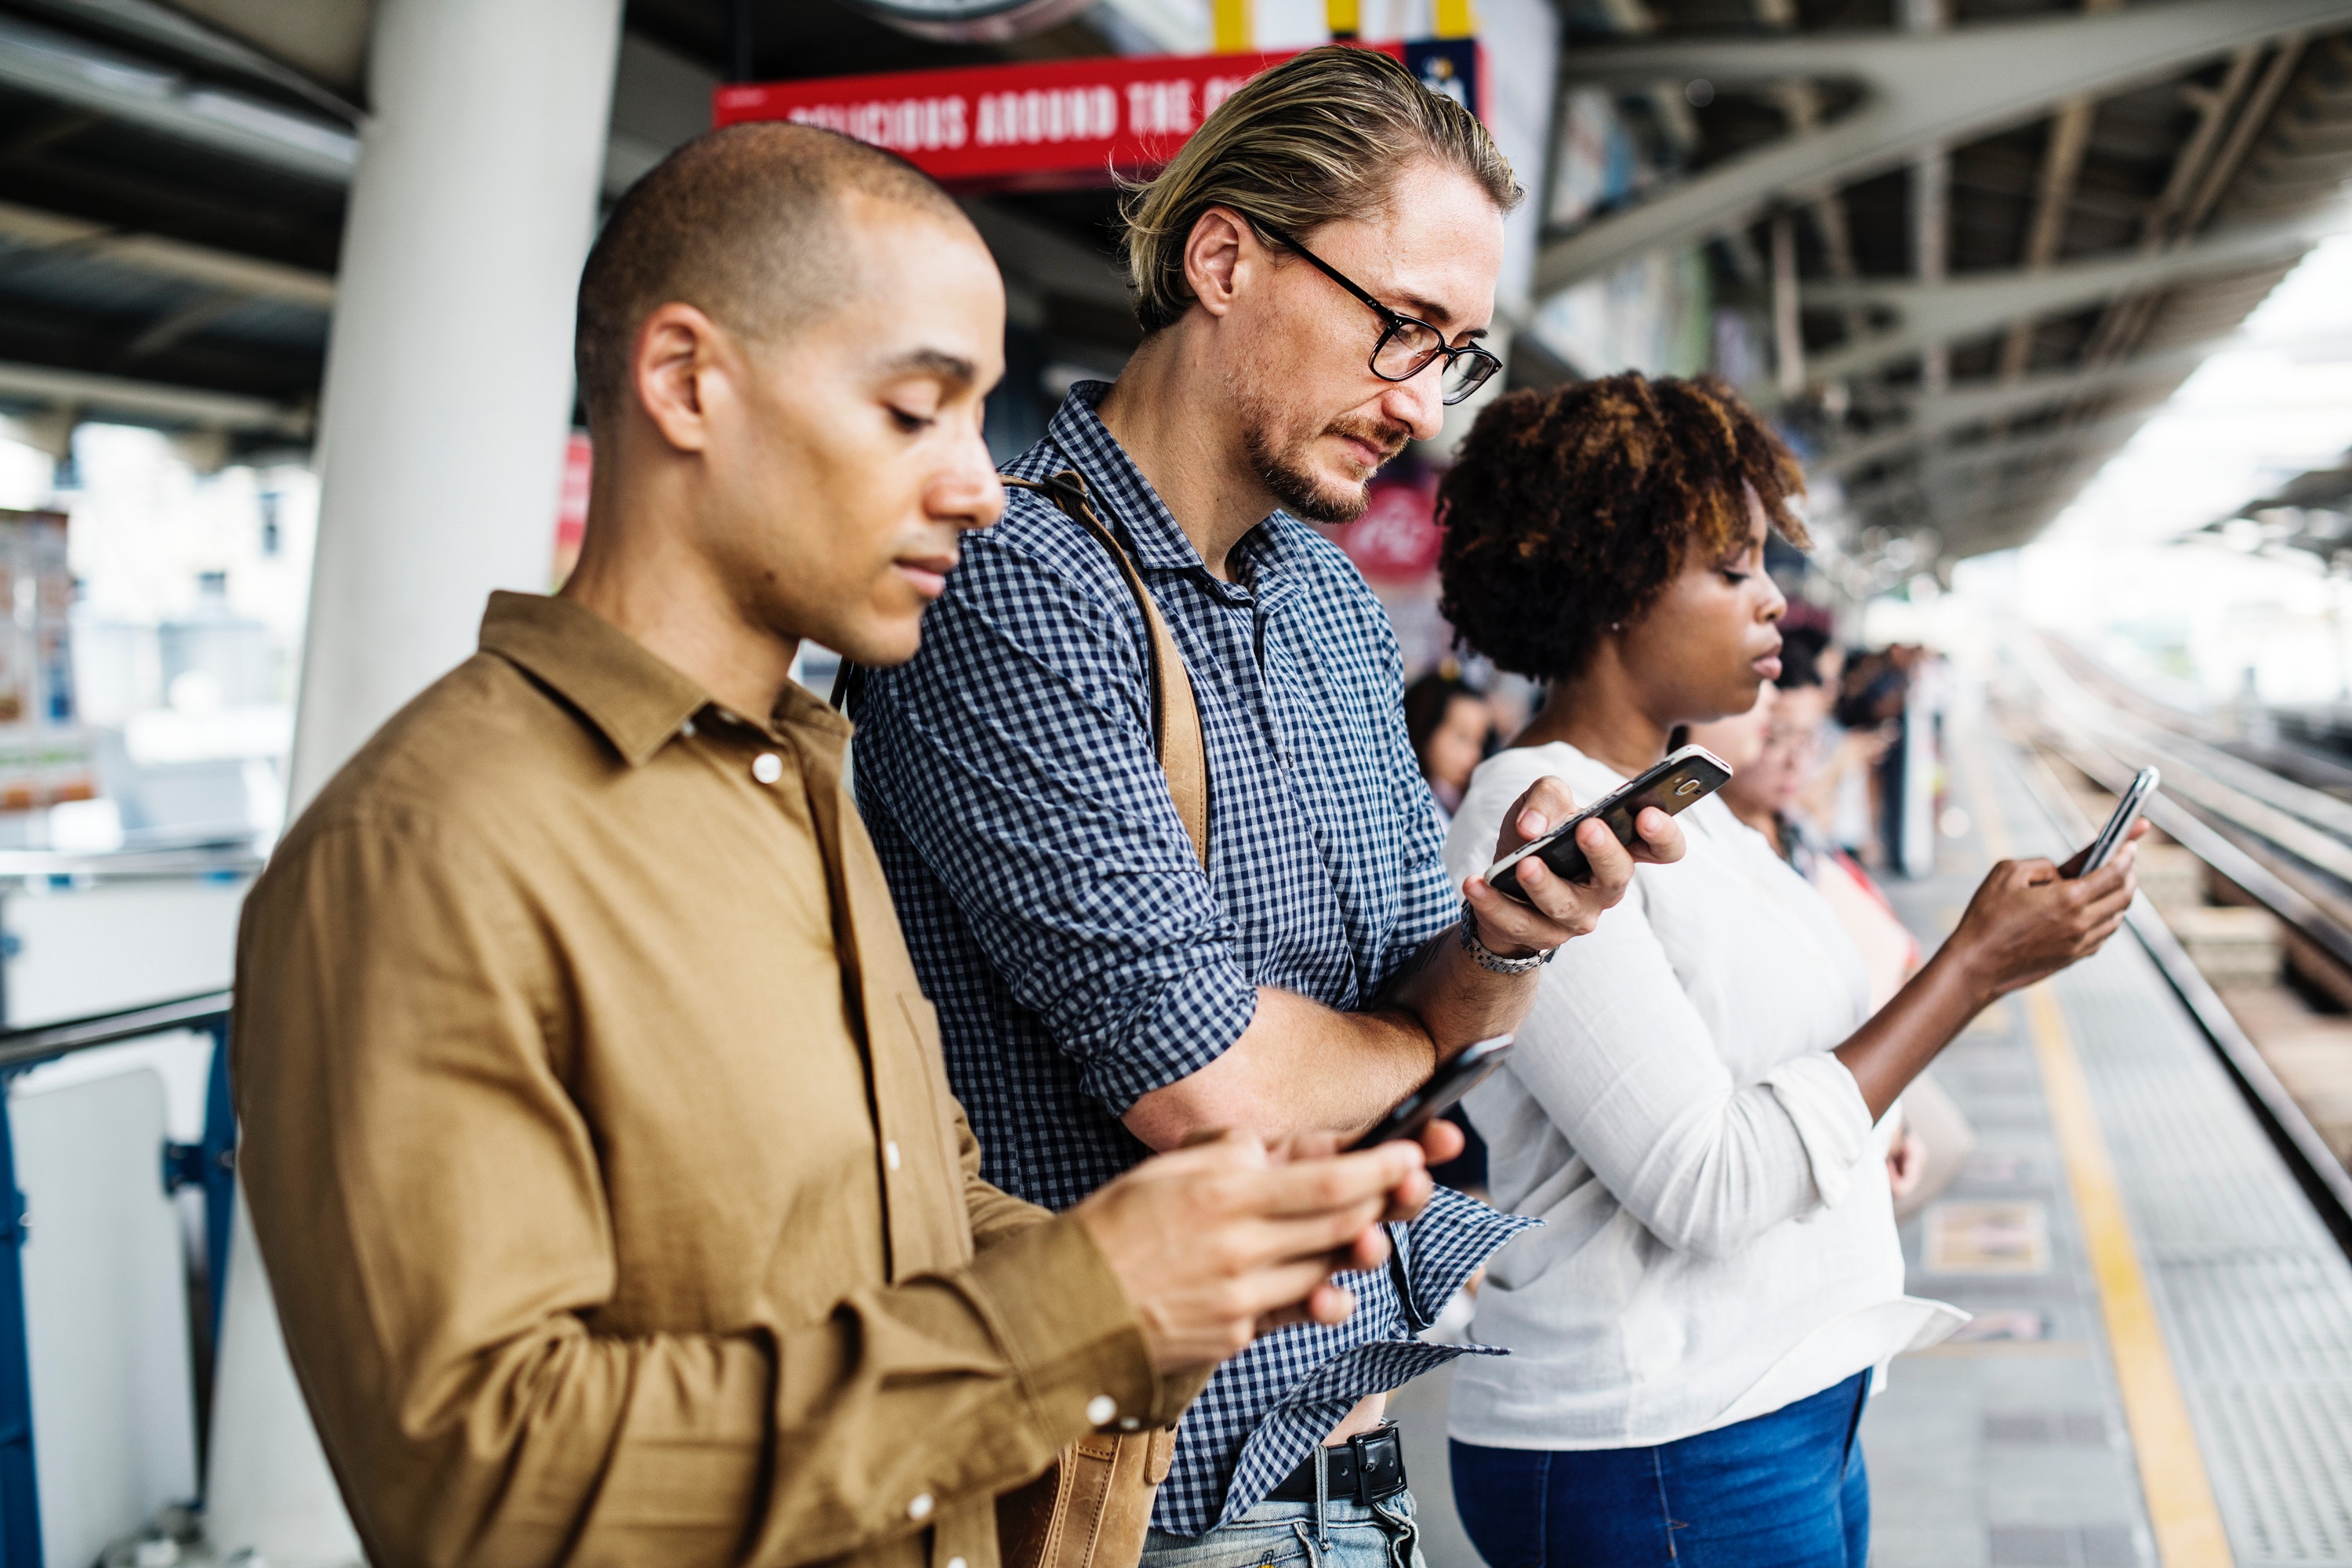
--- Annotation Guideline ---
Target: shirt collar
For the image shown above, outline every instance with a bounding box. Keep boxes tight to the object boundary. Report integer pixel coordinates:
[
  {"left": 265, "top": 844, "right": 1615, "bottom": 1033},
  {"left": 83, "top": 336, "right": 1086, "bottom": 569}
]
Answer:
[
  {"left": 1044, "top": 382, "right": 1341, "bottom": 609},
  {"left": 479, "top": 591, "right": 851, "bottom": 768}
]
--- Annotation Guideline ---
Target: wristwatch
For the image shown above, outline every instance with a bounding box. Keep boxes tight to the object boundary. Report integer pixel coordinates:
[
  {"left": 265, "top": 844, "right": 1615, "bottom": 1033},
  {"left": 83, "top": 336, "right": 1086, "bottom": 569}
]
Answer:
[{"left": 1458, "top": 906, "right": 1555, "bottom": 975}]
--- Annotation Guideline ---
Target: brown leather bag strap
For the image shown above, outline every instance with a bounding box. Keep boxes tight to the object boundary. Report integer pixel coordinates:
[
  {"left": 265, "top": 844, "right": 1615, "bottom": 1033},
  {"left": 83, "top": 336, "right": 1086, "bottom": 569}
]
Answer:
[{"left": 1004, "top": 471, "right": 1210, "bottom": 871}]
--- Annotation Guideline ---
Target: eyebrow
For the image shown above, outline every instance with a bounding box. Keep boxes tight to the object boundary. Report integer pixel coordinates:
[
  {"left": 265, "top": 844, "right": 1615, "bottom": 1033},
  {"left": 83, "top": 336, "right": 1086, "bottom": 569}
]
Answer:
[
  {"left": 877, "top": 347, "right": 978, "bottom": 389},
  {"left": 1390, "top": 290, "right": 1489, "bottom": 343}
]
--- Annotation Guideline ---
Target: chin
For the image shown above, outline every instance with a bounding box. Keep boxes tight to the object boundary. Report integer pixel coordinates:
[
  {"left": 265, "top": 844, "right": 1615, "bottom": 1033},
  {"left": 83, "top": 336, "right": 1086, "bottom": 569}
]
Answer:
[{"left": 818, "top": 607, "right": 926, "bottom": 672}]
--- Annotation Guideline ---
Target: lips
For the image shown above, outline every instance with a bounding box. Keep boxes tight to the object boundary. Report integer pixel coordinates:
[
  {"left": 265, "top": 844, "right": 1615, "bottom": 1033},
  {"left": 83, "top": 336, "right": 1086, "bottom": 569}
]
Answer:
[
  {"left": 1329, "top": 419, "right": 1410, "bottom": 471},
  {"left": 1753, "top": 654, "right": 1784, "bottom": 681},
  {"left": 895, "top": 555, "right": 956, "bottom": 599}
]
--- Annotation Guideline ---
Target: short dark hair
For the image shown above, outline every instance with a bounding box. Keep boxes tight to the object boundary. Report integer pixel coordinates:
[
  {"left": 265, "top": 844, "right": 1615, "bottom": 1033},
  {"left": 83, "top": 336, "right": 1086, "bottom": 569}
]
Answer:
[
  {"left": 1436, "top": 372, "right": 1807, "bottom": 683},
  {"left": 575, "top": 122, "right": 968, "bottom": 430},
  {"left": 1777, "top": 623, "right": 1831, "bottom": 689},
  {"left": 1403, "top": 668, "right": 1485, "bottom": 775}
]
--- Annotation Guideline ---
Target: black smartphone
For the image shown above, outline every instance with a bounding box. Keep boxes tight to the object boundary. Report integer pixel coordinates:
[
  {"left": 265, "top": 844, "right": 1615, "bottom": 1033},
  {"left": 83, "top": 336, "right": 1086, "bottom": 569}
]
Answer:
[
  {"left": 1483, "top": 744, "right": 1733, "bottom": 902},
  {"left": 1344, "top": 1035, "right": 1514, "bottom": 1151},
  {"left": 2071, "top": 766, "right": 2157, "bottom": 877}
]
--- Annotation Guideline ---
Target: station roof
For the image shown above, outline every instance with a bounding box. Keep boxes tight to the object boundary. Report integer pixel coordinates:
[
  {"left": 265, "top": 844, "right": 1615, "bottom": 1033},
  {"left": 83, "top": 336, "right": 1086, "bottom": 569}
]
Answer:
[
  {"left": 0, "top": 0, "right": 2342, "bottom": 575},
  {"left": 1544, "top": 0, "right": 2352, "bottom": 573}
]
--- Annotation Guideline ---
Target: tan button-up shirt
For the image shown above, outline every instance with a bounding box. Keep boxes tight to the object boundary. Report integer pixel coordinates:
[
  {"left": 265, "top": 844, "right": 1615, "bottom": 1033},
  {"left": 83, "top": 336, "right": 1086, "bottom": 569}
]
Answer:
[{"left": 234, "top": 592, "right": 1181, "bottom": 1568}]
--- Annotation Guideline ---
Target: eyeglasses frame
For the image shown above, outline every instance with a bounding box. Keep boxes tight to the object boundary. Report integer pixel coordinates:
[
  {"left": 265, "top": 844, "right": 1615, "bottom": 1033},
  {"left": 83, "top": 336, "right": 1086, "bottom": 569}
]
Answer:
[{"left": 1253, "top": 220, "right": 1502, "bottom": 406}]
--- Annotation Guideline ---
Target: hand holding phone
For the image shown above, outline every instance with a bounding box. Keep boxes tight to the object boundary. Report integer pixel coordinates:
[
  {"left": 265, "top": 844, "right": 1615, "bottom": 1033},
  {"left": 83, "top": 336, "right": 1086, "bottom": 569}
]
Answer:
[
  {"left": 1485, "top": 746, "right": 1732, "bottom": 902},
  {"left": 2065, "top": 767, "right": 2157, "bottom": 878}
]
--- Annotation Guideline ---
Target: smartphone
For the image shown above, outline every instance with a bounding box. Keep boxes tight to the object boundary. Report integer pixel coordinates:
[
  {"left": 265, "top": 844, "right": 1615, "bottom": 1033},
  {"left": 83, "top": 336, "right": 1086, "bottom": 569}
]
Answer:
[
  {"left": 2073, "top": 766, "right": 2158, "bottom": 877},
  {"left": 1345, "top": 1035, "right": 1513, "bottom": 1151},
  {"left": 1484, "top": 744, "right": 1733, "bottom": 902}
]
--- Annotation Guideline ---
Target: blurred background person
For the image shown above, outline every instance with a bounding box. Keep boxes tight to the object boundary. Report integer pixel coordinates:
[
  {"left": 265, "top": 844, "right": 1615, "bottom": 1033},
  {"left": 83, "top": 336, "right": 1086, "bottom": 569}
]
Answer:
[
  {"left": 1718, "top": 630, "right": 1973, "bottom": 1221},
  {"left": 1404, "top": 661, "right": 1497, "bottom": 827}
]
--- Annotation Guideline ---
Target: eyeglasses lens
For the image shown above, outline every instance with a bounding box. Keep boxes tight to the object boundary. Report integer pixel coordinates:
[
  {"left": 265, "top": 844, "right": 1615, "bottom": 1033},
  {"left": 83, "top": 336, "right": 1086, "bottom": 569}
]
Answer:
[{"left": 1440, "top": 353, "right": 1497, "bottom": 405}]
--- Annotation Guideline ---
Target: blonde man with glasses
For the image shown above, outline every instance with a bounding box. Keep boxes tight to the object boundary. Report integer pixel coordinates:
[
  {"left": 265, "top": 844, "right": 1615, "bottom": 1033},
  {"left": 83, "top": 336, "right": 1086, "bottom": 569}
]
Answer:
[{"left": 851, "top": 46, "right": 1683, "bottom": 1567}]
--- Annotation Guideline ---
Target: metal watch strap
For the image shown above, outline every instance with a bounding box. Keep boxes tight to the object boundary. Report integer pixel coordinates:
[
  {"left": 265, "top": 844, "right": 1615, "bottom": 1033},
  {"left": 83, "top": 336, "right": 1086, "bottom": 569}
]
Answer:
[{"left": 1459, "top": 906, "right": 1554, "bottom": 974}]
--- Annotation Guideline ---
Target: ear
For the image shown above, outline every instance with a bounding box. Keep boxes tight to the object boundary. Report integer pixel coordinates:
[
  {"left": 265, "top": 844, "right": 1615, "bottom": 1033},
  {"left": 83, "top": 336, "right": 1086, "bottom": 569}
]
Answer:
[
  {"left": 1182, "top": 205, "right": 1258, "bottom": 321},
  {"left": 630, "top": 302, "right": 730, "bottom": 454}
]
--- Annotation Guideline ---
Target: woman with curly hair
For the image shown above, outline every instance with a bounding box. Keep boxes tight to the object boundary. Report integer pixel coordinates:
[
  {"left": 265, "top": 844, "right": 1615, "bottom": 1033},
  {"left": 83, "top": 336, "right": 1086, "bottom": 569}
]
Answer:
[{"left": 1432, "top": 373, "right": 2142, "bottom": 1567}]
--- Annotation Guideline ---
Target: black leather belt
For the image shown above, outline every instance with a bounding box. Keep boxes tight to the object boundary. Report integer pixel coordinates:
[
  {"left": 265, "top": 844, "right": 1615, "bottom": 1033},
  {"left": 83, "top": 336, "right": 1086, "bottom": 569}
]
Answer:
[{"left": 1265, "top": 1424, "right": 1408, "bottom": 1506}]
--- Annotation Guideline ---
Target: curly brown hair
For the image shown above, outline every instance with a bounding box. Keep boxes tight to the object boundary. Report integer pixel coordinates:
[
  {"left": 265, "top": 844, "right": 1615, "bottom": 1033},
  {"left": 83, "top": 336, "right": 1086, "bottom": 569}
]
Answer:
[{"left": 1436, "top": 372, "right": 1807, "bottom": 683}]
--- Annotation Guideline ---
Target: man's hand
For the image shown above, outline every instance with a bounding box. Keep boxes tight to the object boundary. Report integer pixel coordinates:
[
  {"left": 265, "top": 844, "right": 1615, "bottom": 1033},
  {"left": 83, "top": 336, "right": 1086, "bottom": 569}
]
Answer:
[
  {"left": 1461, "top": 777, "right": 1686, "bottom": 960},
  {"left": 1070, "top": 1130, "right": 1434, "bottom": 1373}
]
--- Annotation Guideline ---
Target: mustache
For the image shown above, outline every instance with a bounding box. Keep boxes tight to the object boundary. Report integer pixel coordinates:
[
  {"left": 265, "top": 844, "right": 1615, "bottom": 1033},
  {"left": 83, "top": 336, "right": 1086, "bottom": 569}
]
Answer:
[{"left": 1327, "top": 416, "right": 1412, "bottom": 464}]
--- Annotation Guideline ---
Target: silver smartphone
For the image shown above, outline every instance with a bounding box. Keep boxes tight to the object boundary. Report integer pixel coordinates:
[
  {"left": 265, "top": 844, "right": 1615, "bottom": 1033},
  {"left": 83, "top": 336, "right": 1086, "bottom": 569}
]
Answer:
[
  {"left": 1484, "top": 743, "right": 1733, "bottom": 902},
  {"left": 2074, "top": 766, "right": 2157, "bottom": 877}
]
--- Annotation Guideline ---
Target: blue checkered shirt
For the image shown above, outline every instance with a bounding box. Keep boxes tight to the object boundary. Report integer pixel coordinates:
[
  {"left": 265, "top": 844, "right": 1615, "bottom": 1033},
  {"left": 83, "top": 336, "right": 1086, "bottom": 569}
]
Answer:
[{"left": 850, "top": 383, "right": 1534, "bottom": 1536}]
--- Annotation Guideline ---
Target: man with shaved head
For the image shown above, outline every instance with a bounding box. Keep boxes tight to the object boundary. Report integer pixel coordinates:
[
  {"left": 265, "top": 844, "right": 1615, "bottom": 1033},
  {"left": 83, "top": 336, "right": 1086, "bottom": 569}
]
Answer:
[{"left": 232, "top": 122, "right": 1446, "bottom": 1568}]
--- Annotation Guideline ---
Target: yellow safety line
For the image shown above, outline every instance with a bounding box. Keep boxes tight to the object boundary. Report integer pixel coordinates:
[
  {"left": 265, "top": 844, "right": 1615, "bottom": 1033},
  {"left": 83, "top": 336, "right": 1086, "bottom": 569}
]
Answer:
[{"left": 1958, "top": 726, "right": 2234, "bottom": 1566}]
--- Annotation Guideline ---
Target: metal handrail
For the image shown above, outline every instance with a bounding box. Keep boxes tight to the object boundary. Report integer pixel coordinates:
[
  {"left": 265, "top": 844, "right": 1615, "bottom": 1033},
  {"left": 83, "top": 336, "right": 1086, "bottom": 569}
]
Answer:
[
  {"left": 0, "top": 990, "right": 233, "bottom": 1075},
  {"left": 0, "top": 839, "right": 260, "bottom": 886}
]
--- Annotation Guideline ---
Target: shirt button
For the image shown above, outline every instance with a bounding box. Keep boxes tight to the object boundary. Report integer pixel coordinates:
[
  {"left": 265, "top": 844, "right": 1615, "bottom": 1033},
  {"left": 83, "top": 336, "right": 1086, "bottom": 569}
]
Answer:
[
  {"left": 906, "top": 1492, "right": 934, "bottom": 1522},
  {"left": 884, "top": 1140, "right": 902, "bottom": 1171},
  {"left": 947, "top": 1559, "right": 969, "bottom": 1568},
  {"left": 1119, "top": 1417, "right": 1142, "bottom": 1432},
  {"left": 752, "top": 753, "right": 783, "bottom": 784},
  {"left": 1086, "top": 1394, "right": 1116, "bottom": 1425},
  {"left": 679, "top": 717, "right": 696, "bottom": 737}
]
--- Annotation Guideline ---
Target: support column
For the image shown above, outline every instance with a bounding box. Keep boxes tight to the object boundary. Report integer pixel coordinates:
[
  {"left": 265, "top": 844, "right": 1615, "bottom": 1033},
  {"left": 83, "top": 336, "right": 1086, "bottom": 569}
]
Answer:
[
  {"left": 286, "top": 0, "right": 624, "bottom": 811},
  {"left": 208, "top": 2, "right": 623, "bottom": 1563},
  {"left": 1903, "top": 0, "right": 1949, "bottom": 396}
]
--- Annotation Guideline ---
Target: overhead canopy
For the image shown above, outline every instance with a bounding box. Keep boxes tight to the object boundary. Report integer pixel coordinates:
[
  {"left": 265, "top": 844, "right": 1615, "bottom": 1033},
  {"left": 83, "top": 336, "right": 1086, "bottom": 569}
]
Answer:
[{"left": 1533, "top": 0, "right": 2352, "bottom": 573}]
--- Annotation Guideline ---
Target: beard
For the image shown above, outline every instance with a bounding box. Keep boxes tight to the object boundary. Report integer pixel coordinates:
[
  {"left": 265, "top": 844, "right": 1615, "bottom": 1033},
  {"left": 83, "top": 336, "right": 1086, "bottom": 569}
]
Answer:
[{"left": 1230, "top": 363, "right": 1410, "bottom": 524}]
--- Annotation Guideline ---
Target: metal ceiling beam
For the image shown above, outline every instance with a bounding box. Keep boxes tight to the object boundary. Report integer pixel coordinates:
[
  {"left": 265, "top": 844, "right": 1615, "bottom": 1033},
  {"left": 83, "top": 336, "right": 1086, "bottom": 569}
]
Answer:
[
  {"left": 1535, "top": 0, "right": 2352, "bottom": 293},
  {"left": 0, "top": 358, "right": 309, "bottom": 433},
  {"left": 0, "top": 199, "right": 336, "bottom": 308},
  {"left": 1796, "top": 205, "right": 2342, "bottom": 384},
  {"left": 1810, "top": 339, "right": 2220, "bottom": 474},
  {"left": 0, "top": 13, "right": 356, "bottom": 183},
  {"left": 1841, "top": 409, "right": 2152, "bottom": 499},
  {"left": 16, "top": 0, "right": 365, "bottom": 122}
]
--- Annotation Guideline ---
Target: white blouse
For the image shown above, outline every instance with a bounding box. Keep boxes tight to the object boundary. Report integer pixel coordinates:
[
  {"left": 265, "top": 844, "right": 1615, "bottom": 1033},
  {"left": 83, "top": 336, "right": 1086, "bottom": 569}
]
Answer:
[{"left": 1443, "top": 742, "right": 1962, "bottom": 1451}]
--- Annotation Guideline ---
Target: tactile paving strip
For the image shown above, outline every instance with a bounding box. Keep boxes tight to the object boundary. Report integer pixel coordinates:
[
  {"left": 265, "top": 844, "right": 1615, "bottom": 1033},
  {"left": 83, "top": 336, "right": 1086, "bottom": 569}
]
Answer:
[{"left": 1998, "top": 740, "right": 2352, "bottom": 1564}]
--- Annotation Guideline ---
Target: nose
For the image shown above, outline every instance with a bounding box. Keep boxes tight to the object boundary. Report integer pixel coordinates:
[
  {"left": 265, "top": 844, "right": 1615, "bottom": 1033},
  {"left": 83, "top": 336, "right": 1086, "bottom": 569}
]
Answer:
[
  {"left": 1757, "top": 567, "right": 1788, "bottom": 623},
  {"left": 1381, "top": 361, "right": 1448, "bottom": 444},
  {"left": 933, "top": 431, "right": 1005, "bottom": 533}
]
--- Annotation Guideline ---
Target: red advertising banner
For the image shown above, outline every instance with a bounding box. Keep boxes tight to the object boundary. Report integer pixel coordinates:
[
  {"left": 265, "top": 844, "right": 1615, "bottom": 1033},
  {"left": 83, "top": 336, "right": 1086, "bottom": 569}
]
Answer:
[{"left": 712, "top": 40, "right": 1482, "bottom": 192}]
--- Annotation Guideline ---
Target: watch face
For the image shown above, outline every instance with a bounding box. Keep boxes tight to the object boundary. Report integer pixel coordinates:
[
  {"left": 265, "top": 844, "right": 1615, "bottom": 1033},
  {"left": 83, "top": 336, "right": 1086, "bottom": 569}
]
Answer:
[{"left": 848, "top": 0, "right": 1097, "bottom": 42}]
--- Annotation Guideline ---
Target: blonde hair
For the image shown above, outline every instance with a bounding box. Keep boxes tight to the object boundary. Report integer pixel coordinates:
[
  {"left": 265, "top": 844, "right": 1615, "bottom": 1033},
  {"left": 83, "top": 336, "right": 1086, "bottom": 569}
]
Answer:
[{"left": 1120, "top": 45, "right": 1521, "bottom": 334}]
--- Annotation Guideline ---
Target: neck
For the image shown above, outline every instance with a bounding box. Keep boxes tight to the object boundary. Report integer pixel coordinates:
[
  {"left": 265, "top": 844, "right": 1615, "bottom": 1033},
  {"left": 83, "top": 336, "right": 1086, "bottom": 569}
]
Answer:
[
  {"left": 1094, "top": 328, "right": 1276, "bottom": 581},
  {"left": 561, "top": 454, "right": 797, "bottom": 722},
  {"left": 1515, "top": 645, "right": 1673, "bottom": 776}
]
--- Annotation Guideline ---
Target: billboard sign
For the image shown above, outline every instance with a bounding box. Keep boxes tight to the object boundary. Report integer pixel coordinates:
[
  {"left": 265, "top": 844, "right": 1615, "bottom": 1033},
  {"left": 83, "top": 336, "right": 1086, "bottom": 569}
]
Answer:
[{"left": 712, "top": 40, "right": 1482, "bottom": 192}]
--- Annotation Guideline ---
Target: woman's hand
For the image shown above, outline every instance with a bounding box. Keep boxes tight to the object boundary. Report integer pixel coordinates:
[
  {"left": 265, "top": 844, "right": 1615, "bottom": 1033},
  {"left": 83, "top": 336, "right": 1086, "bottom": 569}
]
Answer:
[
  {"left": 1948, "top": 821, "right": 2147, "bottom": 1001},
  {"left": 1462, "top": 779, "right": 1686, "bottom": 959}
]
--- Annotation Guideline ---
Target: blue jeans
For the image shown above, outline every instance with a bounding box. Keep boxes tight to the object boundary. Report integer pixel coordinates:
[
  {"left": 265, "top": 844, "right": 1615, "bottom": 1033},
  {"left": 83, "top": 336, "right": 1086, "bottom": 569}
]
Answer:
[
  {"left": 1139, "top": 1490, "right": 1429, "bottom": 1568},
  {"left": 1450, "top": 1372, "right": 1872, "bottom": 1568}
]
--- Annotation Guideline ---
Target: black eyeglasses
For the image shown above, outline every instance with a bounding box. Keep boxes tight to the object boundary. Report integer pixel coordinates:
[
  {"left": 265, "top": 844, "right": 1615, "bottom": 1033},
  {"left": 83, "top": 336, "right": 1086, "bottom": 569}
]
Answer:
[{"left": 1255, "top": 221, "right": 1502, "bottom": 406}]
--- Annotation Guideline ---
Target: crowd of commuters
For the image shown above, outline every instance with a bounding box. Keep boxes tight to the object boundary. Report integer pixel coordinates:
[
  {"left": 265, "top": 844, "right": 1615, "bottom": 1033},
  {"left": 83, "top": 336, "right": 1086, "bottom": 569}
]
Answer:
[{"left": 226, "top": 43, "right": 2141, "bottom": 1568}]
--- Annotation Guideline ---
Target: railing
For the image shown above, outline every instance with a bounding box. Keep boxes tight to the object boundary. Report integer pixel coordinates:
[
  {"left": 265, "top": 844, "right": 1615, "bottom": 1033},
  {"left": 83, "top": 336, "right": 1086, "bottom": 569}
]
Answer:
[{"left": 0, "top": 990, "right": 234, "bottom": 1568}]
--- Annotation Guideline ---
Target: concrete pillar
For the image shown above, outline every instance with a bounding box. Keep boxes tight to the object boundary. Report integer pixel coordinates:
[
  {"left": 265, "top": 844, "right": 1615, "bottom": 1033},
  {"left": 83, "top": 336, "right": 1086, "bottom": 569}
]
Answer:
[
  {"left": 208, "top": 2, "right": 623, "bottom": 1561},
  {"left": 287, "top": 0, "right": 624, "bottom": 810}
]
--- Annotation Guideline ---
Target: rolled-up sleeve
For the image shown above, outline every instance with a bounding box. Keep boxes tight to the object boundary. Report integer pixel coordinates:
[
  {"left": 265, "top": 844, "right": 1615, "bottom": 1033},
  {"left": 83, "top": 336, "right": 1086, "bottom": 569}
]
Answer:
[
  {"left": 855, "top": 530, "right": 1257, "bottom": 1113},
  {"left": 234, "top": 813, "right": 1179, "bottom": 1568},
  {"left": 1488, "top": 878, "right": 1875, "bottom": 1261}
]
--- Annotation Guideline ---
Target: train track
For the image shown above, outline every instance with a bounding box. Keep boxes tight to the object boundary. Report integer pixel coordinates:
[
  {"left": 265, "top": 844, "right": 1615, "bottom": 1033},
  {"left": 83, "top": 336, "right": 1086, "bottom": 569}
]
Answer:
[{"left": 2002, "top": 633, "right": 2352, "bottom": 1254}]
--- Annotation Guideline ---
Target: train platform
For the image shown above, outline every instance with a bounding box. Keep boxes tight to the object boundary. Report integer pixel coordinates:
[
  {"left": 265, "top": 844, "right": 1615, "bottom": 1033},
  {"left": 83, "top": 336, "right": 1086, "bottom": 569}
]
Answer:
[{"left": 1390, "top": 711, "right": 2352, "bottom": 1568}]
